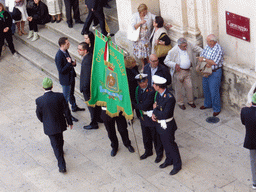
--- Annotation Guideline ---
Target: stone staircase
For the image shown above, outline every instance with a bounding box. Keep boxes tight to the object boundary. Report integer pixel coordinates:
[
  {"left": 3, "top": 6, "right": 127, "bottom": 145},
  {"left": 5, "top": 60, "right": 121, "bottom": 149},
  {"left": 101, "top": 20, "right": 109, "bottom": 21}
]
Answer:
[{"left": 13, "top": 0, "right": 118, "bottom": 98}]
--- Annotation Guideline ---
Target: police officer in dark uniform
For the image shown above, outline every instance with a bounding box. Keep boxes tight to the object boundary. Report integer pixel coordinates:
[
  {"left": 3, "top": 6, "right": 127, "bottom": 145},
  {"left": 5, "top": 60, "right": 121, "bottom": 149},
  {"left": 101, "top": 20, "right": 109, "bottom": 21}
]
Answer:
[
  {"left": 133, "top": 73, "right": 163, "bottom": 163},
  {"left": 152, "top": 75, "right": 182, "bottom": 175}
]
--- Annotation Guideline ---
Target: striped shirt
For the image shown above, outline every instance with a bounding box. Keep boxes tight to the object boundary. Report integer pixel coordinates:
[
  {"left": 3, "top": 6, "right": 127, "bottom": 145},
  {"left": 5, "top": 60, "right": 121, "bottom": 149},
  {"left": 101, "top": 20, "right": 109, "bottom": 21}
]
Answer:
[{"left": 200, "top": 43, "right": 224, "bottom": 70}]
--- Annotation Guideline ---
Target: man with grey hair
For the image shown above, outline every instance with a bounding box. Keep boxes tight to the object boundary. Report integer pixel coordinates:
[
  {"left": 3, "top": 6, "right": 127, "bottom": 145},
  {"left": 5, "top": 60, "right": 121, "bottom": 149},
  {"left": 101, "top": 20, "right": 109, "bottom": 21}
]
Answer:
[
  {"left": 164, "top": 37, "right": 202, "bottom": 110},
  {"left": 198, "top": 34, "right": 224, "bottom": 116}
]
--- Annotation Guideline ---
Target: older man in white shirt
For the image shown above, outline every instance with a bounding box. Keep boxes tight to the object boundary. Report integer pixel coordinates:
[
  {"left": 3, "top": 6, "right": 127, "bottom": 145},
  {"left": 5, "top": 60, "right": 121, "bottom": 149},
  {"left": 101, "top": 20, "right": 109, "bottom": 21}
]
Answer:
[{"left": 164, "top": 38, "right": 202, "bottom": 110}]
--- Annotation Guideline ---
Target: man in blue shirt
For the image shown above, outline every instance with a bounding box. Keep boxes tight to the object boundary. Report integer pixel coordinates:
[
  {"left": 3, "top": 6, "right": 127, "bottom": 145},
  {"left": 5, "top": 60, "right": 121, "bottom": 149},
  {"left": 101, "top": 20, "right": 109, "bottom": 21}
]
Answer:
[{"left": 198, "top": 34, "right": 224, "bottom": 116}]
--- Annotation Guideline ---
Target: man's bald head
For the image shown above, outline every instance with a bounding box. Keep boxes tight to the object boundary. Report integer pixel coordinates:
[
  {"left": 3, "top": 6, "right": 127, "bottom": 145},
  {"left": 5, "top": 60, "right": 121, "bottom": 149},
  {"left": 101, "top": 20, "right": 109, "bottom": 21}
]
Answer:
[
  {"left": 149, "top": 54, "right": 159, "bottom": 68},
  {"left": 206, "top": 34, "right": 217, "bottom": 48}
]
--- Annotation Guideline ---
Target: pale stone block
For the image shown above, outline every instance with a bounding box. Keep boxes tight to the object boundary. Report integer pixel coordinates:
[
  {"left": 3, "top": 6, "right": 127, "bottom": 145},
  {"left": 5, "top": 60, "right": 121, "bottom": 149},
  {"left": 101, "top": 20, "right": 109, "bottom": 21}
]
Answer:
[
  {"left": 186, "top": 126, "right": 228, "bottom": 148},
  {"left": 174, "top": 168, "right": 216, "bottom": 191},
  {"left": 23, "top": 167, "right": 64, "bottom": 191},
  {"left": 224, "top": 116, "right": 244, "bottom": 132},
  {"left": 222, "top": 178, "right": 251, "bottom": 192},
  {"left": 210, "top": 124, "right": 244, "bottom": 146},
  {"left": 0, "top": 158, "right": 38, "bottom": 191},
  {"left": 185, "top": 157, "right": 236, "bottom": 188},
  {"left": 147, "top": 171, "right": 193, "bottom": 191}
]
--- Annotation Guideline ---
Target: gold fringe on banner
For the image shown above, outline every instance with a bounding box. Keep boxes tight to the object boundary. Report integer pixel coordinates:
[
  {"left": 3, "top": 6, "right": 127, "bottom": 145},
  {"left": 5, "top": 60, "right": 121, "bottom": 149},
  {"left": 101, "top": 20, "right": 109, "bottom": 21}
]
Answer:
[{"left": 86, "top": 101, "right": 133, "bottom": 120}]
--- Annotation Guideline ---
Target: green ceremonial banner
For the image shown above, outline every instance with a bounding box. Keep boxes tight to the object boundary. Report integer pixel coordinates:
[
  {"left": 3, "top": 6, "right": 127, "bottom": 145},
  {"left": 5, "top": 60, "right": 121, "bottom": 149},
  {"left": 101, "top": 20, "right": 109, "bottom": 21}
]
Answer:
[{"left": 87, "top": 30, "right": 133, "bottom": 120}]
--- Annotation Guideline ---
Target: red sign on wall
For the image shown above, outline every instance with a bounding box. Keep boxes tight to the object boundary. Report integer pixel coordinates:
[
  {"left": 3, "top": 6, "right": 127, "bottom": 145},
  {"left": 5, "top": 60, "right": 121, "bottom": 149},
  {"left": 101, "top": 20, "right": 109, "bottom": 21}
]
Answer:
[{"left": 226, "top": 11, "right": 250, "bottom": 42}]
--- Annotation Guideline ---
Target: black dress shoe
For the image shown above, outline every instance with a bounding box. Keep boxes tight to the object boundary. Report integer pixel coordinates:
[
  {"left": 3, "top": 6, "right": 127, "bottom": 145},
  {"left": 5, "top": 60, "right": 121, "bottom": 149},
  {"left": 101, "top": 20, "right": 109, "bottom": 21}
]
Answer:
[
  {"left": 140, "top": 152, "right": 153, "bottom": 160},
  {"left": 159, "top": 161, "right": 173, "bottom": 169},
  {"left": 178, "top": 105, "right": 186, "bottom": 110},
  {"left": 51, "top": 18, "right": 56, "bottom": 23},
  {"left": 127, "top": 145, "right": 135, "bottom": 153},
  {"left": 72, "top": 107, "right": 85, "bottom": 112},
  {"left": 68, "top": 23, "right": 73, "bottom": 28},
  {"left": 83, "top": 124, "right": 99, "bottom": 130},
  {"left": 154, "top": 155, "right": 163, "bottom": 163},
  {"left": 56, "top": 19, "right": 62, "bottom": 23},
  {"left": 71, "top": 116, "right": 78, "bottom": 122},
  {"left": 170, "top": 168, "right": 181, "bottom": 175},
  {"left": 75, "top": 20, "right": 84, "bottom": 24},
  {"left": 111, "top": 148, "right": 117, "bottom": 157},
  {"left": 59, "top": 168, "right": 66, "bottom": 173}
]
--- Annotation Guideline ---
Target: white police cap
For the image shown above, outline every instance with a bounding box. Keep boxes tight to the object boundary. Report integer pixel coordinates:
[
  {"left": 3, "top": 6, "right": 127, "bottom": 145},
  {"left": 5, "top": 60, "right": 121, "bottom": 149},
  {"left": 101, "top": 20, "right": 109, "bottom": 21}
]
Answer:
[
  {"left": 135, "top": 73, "right": 148, "bottom": 82},
  {"left": 152, "top": 75, "right": 167, "bottom": 84}
]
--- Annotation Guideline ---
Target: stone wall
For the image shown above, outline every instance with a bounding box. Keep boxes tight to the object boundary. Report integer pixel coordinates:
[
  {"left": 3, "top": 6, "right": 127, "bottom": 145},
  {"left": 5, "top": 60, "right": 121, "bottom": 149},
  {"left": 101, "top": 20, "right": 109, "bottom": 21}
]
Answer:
[{"left": 222, "top": 61, "right": 256, "bottom": 113}]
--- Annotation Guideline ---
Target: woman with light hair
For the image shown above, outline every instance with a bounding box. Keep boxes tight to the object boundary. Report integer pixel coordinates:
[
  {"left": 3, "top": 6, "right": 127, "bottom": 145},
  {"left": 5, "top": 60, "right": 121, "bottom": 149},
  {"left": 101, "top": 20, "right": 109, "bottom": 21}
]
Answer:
[
  {"left": 125, "top": 56, "right": 139, "bottom": 105},
  {"left": 131, "top": 4, "right": 156, "bottom": 69}
]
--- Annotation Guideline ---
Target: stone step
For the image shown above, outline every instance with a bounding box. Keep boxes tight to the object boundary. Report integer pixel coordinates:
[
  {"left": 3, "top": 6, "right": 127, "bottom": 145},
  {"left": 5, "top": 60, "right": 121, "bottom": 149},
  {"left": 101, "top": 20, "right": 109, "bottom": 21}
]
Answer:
[
  {"left": 39, "top": 26, "right": 82, "bottom": 63},
  {"left": 14, "top": 0, "right": 119, "bottom": 100},
  {"left": 14, "top": 28, "right": 82, "bottom": 77},
  {"left": 13, "top": 36, "right": 83, "bottom": 98}
]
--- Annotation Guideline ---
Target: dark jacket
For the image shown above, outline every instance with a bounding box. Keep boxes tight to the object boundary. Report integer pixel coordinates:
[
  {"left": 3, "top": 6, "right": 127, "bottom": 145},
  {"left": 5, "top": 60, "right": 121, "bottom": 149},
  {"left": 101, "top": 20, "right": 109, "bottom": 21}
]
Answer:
[
  {"left": 126, "top": 65, "right": 139, "bottom": 104},
  {"left": 28, "top": 1, "right": 50, "bottom": 24},
  {"left": 80, "top": 53, "right": 93, "bottom": 100},
  {"left": 133, "top": 85, "right": 155, "bottom": 125},
  {"left": 36, "top": 91, "right": 73, "bottom": 136},
  {"left": 0, "top": 11, "right": 12, "bottom": 35},
  {"left": 153, "top": 89, "right": 175, "bottom": 120},
  {"left": 55, "top": 49, "right": 76, "bottom": 86},
  {"left": 85, "top": 0, "right": 108, "bottom": 11},
  {"left": 143, "top": 63, "right": 172, "bottom": 87},
  {"left": 153, "top": 89, "right": 177, "bottom": 134},
  {"left": 241, "top": 106, "right": 256, "bottom": 149}
]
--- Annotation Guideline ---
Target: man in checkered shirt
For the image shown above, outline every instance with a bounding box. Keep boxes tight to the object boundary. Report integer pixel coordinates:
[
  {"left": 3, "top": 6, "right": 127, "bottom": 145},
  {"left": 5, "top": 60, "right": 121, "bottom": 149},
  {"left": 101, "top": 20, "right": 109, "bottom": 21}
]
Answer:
[{"left": 198, "top": 34, "right": 224, "bottom": 117}]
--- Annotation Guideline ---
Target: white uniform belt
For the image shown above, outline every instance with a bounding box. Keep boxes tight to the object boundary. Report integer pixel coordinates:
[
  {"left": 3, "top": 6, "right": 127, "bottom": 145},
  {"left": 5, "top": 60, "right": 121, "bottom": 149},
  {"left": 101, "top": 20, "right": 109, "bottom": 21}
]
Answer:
[
  {"left": 156, "top": 117, "right": 173, "bottom": 129},
  {"left": 102, "top": 107, "right": 107, "bottom": 110},
  {"left": 142, "top": 110, "right": 151, "bottom": 115},
  {"left": 157, "top": 117, "right": 173, "bottom": 123},
  {"left": 142, "top": 110, "right": 153, "bottom": 117}
]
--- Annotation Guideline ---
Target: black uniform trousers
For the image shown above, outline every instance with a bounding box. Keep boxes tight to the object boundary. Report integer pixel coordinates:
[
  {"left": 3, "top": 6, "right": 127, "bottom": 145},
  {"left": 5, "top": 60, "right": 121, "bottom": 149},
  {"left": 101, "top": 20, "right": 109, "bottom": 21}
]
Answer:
[
  {"left": 140, "top": 115, "right": 163, "bottom": 157},
  {"left": 0, "top": 32, "right": 15, "bottom": 56},
  {"left": 70, "top": 78, "right": 77, "bottom": 110},
  {"left": 101, "top": 111, "right": 131, "bottom": 150},
  {"left": 48, "top": 133, "right": 66, "bottom": 170},
  {"left": 82, "top": 9, "right": 107, "bottom": 36},
  {"left": 156, "top": 120, "right": 182, "bottom": 169},
  {"left": 82, "top": 92, "right": 102, "bottom": 126},
  {"left": 64, "top": 0, "right": 80, "bottom": 24}
]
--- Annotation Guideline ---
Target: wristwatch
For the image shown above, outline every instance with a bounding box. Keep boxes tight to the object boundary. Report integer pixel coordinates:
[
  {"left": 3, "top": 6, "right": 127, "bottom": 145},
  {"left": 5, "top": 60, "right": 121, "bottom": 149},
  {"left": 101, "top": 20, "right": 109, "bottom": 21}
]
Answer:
[{"left": 203, "top": 58, "right": 206, "bottom": 62}]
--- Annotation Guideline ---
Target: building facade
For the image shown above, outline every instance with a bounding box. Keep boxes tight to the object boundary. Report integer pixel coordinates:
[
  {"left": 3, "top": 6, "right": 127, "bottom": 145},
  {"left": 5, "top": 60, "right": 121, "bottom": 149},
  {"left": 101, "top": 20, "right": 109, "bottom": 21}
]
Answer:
[{"left": 115, "top": 0, "right": 256, "bottom": 113}]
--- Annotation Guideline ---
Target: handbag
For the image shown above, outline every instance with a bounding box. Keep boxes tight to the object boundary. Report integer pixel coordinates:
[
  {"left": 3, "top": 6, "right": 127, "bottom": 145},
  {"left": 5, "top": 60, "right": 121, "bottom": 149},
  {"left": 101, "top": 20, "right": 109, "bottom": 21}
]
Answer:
[
  {"left": 154, "top": 34, "right": 172, "bottom": 58},
  {"left": 11, "top": 7, "right": 21, "bottom": 21},
  {"left": 196, "top": 61, "right": 212, "bottom": 77},
  {"left": 127, "top": 25, "right": 140, "bottom": 42}
]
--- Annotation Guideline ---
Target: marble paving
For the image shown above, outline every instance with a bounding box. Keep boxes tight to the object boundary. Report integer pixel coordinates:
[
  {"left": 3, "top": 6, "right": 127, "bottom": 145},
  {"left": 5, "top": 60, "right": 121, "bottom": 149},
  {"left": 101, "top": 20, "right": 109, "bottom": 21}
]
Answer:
[{"left": 0, "top": 51, "right": 253, "bottom": 191}]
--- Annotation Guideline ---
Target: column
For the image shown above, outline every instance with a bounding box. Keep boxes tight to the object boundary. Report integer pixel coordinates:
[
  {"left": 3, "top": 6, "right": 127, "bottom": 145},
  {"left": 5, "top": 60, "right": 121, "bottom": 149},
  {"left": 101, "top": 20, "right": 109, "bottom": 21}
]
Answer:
[
  {"left": 186, "top": 0, "right": 203, "bottom": 46},
  {"left": 159, "top": 0, "right": 188, "bottom": 42}
]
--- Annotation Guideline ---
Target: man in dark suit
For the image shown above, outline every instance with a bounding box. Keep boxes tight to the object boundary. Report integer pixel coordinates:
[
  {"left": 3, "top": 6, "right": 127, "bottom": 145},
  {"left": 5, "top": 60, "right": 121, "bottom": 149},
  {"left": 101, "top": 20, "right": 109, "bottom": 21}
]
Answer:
[
  {"left": 143, "top": 54, "right": 171, "bottom": 88},
  {"left": 133, "top": 73, "right": 163, "bottom": 163},
  {"left": 64, "top": 0, "right": 83, "bottom": 28},
  {"left": 36, "top": 77, "right": 73, "bottom": 173},
  {"left": 152, "top": 75, "right": 182, "bottom": 175},
  {"left": 241, "top": 92, "right": 256, "bottom": 189},
  {"left": 81, "top": 0, "right": 108, "bottom": 36},
  {"left": 55, "top": 37, "right": 85, "bottom": 122},
  {"left": 101, "top": 109, "right": 135, "bottom": 157},
  {"left": 78, "top": 42, "right": 102, "bottom": 129}
]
